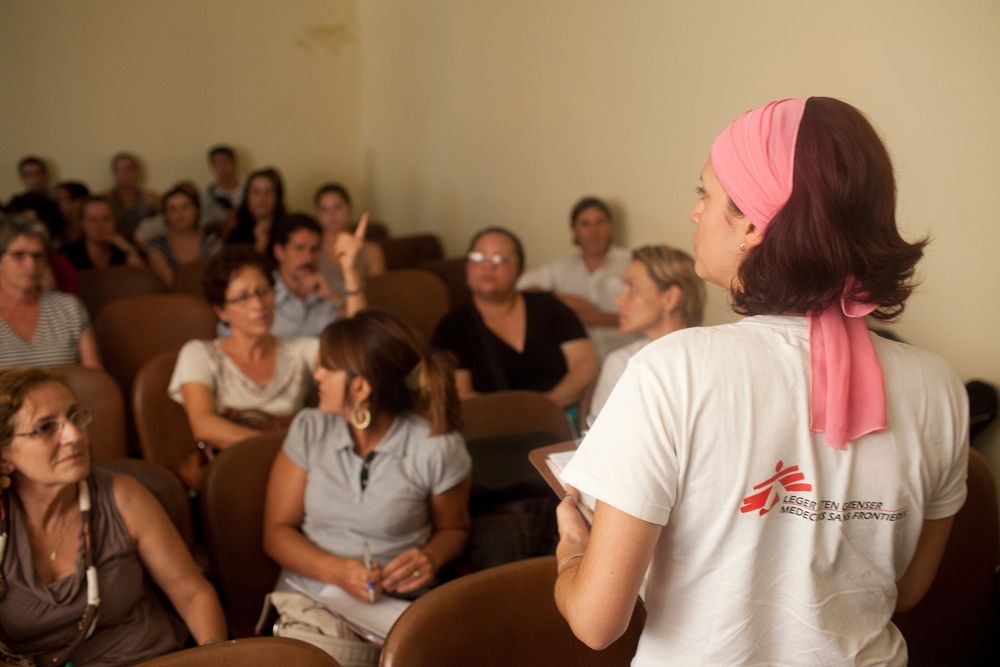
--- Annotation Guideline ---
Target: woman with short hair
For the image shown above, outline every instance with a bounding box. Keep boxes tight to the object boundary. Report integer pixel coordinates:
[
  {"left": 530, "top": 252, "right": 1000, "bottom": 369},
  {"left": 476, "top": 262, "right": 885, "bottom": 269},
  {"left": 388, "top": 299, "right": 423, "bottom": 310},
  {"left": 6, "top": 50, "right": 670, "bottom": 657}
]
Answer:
[
  {"left": 146, "top": 184, "right": 222, "bottom": 288},
  {"left": 555, "top": 98, "right": 967, "bottom": 666},
  {"left": 0, "top": 215, "right": 101, "bottom": 369}
]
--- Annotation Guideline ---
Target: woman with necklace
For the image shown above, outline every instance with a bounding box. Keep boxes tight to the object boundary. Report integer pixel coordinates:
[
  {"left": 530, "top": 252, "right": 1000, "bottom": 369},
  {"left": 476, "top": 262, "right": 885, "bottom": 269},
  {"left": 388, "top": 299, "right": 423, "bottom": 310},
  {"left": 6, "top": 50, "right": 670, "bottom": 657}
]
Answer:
[
  {"left": 0, "top": 368, "right": 226, "bottom": 666},
  {"left": 432, "top": 227, "right": 598, "bottom": 408}
]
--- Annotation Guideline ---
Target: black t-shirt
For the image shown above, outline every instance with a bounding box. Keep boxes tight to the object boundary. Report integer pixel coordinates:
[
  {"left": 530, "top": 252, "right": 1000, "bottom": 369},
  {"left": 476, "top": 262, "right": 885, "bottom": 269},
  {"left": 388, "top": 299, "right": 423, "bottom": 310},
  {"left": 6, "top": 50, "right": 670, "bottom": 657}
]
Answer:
[
  {"left": 61, "top": 240, "right": 128, "bottom": 271},
  {"left": 431, "top": 291, "right": 587, "bottom": 393}
]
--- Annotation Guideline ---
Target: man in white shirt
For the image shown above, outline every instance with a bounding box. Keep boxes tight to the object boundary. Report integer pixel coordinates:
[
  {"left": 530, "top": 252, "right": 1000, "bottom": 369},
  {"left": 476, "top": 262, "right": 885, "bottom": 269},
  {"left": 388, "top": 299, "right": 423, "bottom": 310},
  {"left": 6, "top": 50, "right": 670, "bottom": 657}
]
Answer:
[{"left": 516, "top": 197, "right": 639, "bottom": 358}]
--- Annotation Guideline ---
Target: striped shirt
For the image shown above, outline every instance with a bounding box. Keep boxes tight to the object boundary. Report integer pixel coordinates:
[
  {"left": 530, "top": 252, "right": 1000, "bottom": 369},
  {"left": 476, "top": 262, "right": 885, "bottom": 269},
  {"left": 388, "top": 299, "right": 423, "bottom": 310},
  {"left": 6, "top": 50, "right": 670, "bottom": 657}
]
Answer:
[{"left": 0, "top": 291, "right": 91, "bottom": 368}]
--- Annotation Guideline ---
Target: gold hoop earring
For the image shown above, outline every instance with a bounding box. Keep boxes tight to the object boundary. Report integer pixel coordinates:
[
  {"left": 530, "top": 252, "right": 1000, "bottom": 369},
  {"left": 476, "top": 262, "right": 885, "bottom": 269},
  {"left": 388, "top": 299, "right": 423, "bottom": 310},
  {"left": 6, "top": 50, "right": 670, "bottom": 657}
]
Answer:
[
  {"left": 350, "top": 404, "right": 372, "bottom": 430},
  {"left": 0, "top": 475, "right": 10, "bottom": 490}
]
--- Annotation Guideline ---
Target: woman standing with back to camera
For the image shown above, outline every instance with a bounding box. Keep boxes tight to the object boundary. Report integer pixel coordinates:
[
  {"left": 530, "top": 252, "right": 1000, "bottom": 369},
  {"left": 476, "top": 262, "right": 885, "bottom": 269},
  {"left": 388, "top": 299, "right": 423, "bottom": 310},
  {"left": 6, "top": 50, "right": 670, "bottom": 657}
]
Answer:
[{"left": 554, "top": 98, "right": 968, "bottom": 665}]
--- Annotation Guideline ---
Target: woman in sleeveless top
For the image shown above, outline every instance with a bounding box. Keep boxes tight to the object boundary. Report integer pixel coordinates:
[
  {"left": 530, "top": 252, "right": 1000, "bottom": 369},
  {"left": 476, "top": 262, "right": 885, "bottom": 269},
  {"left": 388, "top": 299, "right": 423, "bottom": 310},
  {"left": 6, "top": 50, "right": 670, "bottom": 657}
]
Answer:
[
  {"left": 0, "top": 368, "right": 226, "bottom": 666},
  {"left": 146, "top": 184, "right": 222, "bottom": 288}
]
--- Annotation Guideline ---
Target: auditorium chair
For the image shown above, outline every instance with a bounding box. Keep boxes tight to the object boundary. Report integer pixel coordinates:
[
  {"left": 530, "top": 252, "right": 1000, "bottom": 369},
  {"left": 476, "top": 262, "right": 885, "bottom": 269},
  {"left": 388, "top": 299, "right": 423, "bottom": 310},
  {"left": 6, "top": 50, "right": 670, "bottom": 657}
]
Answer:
[
  {"left": 133, "top": 637, "right": 342, "bottom": 667},
  {"left": 892, "top": 447, "right": 1000, "bottom": 666},
  {"left": 381, "top": 555, "right": 645, "bottom": 667},
  {"left": 364, "top": 269, "right": 449, "bottom": 342},
  {"left": 172, "top": 257, "right": 210, "bottom": 299},
  {"left": 54, "top": 365, "right": 127, "bottom": 460},
  {"left": 94, "top": 458, "right": 194, "bottom": 550},
  {"left": 77, "top": 265, "right": 166, "bottom": 318},
  {"left": 202, "top": 431, "right": 285, "bottom": 638},
  {"left": 133, "top": 350, "right": 197, "bottom": 477},
  {"left": 379, "top": 233, "right": 444, "bottom": 270},
  {"left": 419, "top": 257, "right": 472, "bottom": 309},
  {"left": 457, "top": 391, "right": 574, "bottom": 571},
  {"left": 95, "top": 294, "right": 217, "bottom": 433}
]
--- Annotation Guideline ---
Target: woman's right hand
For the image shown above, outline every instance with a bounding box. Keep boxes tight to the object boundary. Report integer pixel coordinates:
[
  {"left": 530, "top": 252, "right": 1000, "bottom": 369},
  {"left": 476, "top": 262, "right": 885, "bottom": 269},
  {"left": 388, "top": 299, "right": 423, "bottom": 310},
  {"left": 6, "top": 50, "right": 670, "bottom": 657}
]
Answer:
[{"left": 337, "top": 558, "right": 383, "bottom": 604}]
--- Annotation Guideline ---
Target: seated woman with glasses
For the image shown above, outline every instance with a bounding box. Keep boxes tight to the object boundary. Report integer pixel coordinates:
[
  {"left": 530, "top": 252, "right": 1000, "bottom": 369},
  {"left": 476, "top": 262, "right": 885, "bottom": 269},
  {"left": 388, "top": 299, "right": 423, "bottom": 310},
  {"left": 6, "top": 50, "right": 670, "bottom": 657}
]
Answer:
[
  {"left": 0, "top": 368, "right": 226, "bottom": 666},
  {"left": 431, "top": 227, "right": 598, "bottom": 408},
  {"left": 168, "top": 246, "right": 318, "bottom": 489}
]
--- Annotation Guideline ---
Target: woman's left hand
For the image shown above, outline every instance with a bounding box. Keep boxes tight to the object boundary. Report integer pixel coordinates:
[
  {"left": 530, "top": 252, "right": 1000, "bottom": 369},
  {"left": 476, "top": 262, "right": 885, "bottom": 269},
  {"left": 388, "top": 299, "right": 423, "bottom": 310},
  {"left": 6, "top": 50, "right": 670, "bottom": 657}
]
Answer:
[
  {"left": 556, "top": 483, "right": 591, "bottom": 559},
  {"left": 381, "top": 548, "right": 435, "bottom": 594}
]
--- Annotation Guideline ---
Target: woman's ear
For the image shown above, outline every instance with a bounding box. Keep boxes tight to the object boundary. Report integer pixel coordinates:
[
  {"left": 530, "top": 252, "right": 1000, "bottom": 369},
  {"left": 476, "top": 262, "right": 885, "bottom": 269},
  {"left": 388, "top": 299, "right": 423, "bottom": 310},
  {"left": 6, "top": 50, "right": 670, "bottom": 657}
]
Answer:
[
  {"left": 661, "top": 284, "right": 683, "bottom": 315},
  {"left": 212, "top": 305, "right": 228, "bottom": 324},
  {"left": 349, "top": 375, "right": 373, "bottom": 406},
  {"left": 742, "top": 221, "right": 765, "bottom": 250}
]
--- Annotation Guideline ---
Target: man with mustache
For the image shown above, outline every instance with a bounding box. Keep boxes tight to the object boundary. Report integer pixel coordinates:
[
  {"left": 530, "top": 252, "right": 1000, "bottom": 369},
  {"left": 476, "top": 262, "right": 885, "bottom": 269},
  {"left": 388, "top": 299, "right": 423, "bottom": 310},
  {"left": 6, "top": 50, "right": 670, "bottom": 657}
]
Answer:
[{"left": 269, "top": 213, "right": 367, "bottom": 337}]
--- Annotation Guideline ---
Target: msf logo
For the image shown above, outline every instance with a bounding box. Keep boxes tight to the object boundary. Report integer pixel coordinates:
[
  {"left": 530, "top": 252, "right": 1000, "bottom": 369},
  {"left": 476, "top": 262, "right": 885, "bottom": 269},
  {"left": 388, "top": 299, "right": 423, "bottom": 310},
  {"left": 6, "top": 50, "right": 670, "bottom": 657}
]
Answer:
[{"left": 741, "top": 461, "right": 812, "bottom": 515}]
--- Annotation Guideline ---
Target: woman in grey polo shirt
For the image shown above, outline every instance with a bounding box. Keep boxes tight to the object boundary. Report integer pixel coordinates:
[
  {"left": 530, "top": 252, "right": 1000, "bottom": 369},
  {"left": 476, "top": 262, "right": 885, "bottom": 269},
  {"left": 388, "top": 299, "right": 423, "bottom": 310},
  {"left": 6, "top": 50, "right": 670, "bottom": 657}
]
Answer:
[{"left": 263, "top": 310, "right": 472, "bottom": 656}]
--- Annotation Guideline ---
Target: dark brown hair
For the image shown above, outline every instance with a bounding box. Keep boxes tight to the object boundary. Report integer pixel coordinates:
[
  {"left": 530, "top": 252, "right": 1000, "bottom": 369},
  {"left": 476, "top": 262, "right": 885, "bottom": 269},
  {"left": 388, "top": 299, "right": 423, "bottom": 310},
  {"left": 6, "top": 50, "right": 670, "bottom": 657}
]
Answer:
[
  {"left": 570, "top": 197, "right": 612, "bottom": 227},
  {"left": 202, "top": 245, "right": 274, "bottom": 308},
  {"left": 314, "top": 183, "right": 352, "bottom": 207},
  {"left": 319, "top": 310, "right": 461, "bottom": 435},
  {"left": 732, "top": 97, "right": 927, "bottom": 322}
]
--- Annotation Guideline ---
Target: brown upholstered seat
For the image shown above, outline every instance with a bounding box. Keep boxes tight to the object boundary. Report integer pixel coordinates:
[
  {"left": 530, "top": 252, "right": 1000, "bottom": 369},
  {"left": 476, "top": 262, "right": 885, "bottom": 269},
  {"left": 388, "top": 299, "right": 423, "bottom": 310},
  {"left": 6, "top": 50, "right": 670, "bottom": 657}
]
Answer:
[
  {"left": 95, "top": 293, "right": 217, "bottom": 425},
  {"left": 172, "top": 257, "right": 210, "bottom": 299},
  {"left": 53, "top": 365, "right": 127, "bottom": 461},
  {"left": 77, "top": 266, "right": 166, "bottom": 319},
  {"left": 133, "top": 350, "right": 197, "bottom": 477},
  {"left": 381, "top": 555, "right": 644, "bottom": 667},
  {"left": 419, "top": 257, "right": 471, "bottom": 309},
  {"left": 94, "top": 458, "right": 194, "bottom": 550},
  {"left": 892, "top": 447, "right": 1000, "bottom": 666},
  {"left": 379, "top": 233, "right": 443, "bottom": 270},
  {"left": 132, "top": 637, "right": 342, "bottom": 667},
  {"left": 460, "top": 390, "right": 573, "bottom": 442},
  {"left": 364, "top": 269, "right": 449, "bottom": 342},
  {"left": 202, "top": 431, "right": 285, "bottom": 638}
]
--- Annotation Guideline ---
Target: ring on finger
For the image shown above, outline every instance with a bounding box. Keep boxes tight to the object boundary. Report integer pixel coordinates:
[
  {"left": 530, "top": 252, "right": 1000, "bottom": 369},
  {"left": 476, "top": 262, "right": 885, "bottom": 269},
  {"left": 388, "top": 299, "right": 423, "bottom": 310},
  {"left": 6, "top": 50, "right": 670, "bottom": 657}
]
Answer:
[{"left": 412, "top": 570, "right": 420, "bottom": 578}]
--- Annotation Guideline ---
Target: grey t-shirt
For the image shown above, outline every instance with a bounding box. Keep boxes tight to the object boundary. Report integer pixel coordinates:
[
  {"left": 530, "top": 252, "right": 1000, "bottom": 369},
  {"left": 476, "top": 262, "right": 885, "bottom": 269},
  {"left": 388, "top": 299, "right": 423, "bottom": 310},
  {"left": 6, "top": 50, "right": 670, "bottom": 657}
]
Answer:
[{"left": 277, "top": 409, "right": 471, "bottom": 594}]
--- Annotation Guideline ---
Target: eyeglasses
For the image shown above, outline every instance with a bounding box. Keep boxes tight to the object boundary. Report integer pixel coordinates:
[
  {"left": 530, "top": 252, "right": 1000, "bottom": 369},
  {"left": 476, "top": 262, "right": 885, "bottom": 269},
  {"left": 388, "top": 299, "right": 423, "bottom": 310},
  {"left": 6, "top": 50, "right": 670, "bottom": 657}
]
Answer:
[
  {"left": 14, "top": 408, "right": 93, "bottom": 441},
  {"left": 4, "top": 250, "right": 47, "bottom": 263},
  {"left": 467, "top": 251, "right": 517, "bottom": 266},
  {"left": 225, "top": 286, "right": 274, "bottom": 306}
]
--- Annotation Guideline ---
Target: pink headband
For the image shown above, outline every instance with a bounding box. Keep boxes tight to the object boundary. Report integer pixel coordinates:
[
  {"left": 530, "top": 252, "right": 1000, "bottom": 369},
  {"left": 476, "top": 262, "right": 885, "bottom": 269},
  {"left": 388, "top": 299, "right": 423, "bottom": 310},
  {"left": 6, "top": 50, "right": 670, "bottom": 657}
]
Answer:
[{"left": 711, "top": 98, "right": 886, "bottom": 450}]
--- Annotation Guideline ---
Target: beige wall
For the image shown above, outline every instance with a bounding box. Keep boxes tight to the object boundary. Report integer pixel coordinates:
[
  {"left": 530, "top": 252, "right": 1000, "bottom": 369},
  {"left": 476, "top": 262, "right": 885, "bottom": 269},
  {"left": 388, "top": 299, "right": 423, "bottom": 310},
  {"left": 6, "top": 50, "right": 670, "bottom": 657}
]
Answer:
[
  {"left": 358, "top": 0, "right": 1000, "bottom": 466},
  {"left": 4, "top": 1, "right": 1000, "bottom": 470},
  {"left": 0, "top": 0, "right": 362, "bottom": 212}
]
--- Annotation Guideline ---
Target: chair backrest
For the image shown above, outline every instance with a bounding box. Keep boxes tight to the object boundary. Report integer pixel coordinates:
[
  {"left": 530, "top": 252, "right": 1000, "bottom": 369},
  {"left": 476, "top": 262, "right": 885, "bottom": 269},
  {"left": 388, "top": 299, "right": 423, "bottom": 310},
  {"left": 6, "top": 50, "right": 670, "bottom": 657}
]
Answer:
[
  {"left": 364, "top": 269, "right": 449, "bottom": 342},
  {"left": 381, "top": 555, "right": 644, "bottom": 667},
  {"left": 95, "top": 293, "right": 217, "bottom": 409},
  {"left": 379, "top": 233, "right": 444, "bottom": 270},
  {"left": 202, "top": 431, "right": 285, "bottom": 638},
  {"left": 133, "top": 637, "right": 342, "bottom": 667},
  {"left": 133, "top": 350, "right": 196, "bottom": 476},
  {"left": 77, "top": 266, "right": 166, "bottom": 318},
  {"left": 94, "top": 458, "right": 194, "bottom": 550},
  {"left": 460, "top": 390, "right": 573, "bottom": 442},
  {"left": 419, "top": 257, "right": 471, "bottom": 309},
  {"left": 172, "top": 257, "right": 210, "bottom": 299},
  {"left": 892, "top": 447, "right": 1000, "bottom": 666},
  {"left": 53, "top": 365, "right": 127, "bottom": 461}
]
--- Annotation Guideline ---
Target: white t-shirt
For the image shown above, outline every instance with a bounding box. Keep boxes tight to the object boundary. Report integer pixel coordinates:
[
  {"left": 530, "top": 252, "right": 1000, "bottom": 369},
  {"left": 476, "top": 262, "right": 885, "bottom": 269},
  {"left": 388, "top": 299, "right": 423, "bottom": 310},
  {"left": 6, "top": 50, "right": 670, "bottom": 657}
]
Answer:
[
  {"left": 562, "top": 316, "right": 968, "bottom": 667},
  {"left": 168, "top": 337, "right": 319, "bottom": 416},
  {"left": 589, "top": 337, "right": 647, "bottom": 417},
  {"left": 516, "top": 246, "right": 640, "bottom": 359}
]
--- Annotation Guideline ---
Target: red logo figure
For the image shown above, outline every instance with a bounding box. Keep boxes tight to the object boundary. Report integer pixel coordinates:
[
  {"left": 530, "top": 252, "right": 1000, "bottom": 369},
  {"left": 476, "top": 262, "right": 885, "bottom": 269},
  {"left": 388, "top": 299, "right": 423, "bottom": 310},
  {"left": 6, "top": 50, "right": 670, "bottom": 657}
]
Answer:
[{"left": 740, "top": 460, "right": 812, "bottom": 515}]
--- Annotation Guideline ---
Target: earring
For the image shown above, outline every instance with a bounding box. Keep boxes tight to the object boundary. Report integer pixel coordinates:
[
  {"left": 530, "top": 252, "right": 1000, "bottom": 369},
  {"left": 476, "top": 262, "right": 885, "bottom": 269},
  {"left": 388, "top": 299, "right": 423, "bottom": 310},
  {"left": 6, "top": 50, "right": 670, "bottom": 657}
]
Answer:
[
  {"left": 349, "top": 404, "right": 372, "bottom": 430},
  {"left": 0, "top": 475, "right": 10, "bottom": 490},
  {"left": 740, "top": 243, "right": 746, "bottom": 251}
]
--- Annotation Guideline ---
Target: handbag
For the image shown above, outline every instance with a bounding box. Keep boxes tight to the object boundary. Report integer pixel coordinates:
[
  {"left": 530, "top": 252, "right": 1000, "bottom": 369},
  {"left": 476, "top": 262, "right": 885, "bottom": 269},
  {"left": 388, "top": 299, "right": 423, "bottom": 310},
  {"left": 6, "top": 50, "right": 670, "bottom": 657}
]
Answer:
[
  {"left": 178, "top": 409, "right": 294, "bottom": 491},
  {"left": 257, "top": 591, "right": 380, "bottom": 667}
]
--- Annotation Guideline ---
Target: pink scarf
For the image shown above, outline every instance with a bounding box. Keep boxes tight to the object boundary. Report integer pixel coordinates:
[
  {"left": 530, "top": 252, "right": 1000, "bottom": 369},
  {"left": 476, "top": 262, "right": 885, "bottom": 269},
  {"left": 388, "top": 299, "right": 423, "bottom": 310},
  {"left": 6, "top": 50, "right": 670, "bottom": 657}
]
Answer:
[{"left": 710, "top": 98, "right": 886, "bottom": 450}]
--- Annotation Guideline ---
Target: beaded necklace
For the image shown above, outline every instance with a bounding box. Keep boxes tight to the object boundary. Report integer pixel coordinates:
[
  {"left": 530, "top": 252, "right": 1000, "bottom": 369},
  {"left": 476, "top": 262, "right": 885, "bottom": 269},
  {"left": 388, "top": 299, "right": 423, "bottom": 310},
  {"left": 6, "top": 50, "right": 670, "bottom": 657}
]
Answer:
[{"left": 0, "top": 479, "right": 100, "bottom": 667}]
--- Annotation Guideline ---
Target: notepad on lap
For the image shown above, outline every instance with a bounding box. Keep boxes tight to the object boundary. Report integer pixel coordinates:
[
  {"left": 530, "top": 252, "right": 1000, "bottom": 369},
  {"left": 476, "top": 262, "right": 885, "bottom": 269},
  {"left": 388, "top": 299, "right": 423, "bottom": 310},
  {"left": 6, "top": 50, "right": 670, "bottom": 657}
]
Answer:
[{"left": 285, "top": 578, "right": 411, "bottom": 646}]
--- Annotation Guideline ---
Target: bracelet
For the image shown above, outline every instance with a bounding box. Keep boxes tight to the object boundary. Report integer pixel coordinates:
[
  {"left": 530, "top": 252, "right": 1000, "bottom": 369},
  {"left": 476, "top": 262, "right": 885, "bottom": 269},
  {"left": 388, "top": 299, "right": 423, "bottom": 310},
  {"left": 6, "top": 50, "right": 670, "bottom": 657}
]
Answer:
[
  {"left": 202, "top": 637, "right": 227, "bottom": 645},
  {"left": 557, "top": 552, "right": 585, "bottom": 574},
  {"left": 343, "top": 288, "right": 362, "bottom": 296}
]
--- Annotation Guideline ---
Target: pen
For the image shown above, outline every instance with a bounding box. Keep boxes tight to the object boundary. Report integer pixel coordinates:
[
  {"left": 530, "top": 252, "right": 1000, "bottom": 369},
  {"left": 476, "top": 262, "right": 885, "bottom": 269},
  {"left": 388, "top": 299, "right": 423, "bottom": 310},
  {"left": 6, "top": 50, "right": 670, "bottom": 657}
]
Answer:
[
  {"left": 363, "top": 541, "right": 375, "bottom": 604},
  {"left": 568, "top": 492, "right": 594, "bottom": 523}
]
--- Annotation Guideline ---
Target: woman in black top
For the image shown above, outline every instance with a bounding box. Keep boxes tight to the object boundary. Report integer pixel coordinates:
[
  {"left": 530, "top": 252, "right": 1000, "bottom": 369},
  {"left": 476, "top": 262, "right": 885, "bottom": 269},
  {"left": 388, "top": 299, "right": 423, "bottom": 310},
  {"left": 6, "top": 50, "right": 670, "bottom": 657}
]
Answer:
[{"left": 431, "top": 227, "right": 597, "bottom": 408}]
